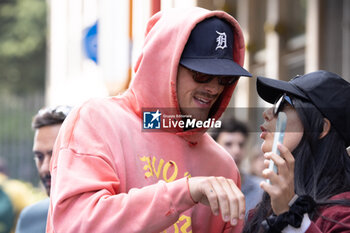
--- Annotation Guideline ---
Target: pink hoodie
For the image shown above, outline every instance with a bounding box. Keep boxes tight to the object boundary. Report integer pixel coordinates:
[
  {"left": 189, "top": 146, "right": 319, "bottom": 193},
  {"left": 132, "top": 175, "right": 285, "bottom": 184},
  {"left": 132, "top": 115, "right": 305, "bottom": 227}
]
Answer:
[{"left": 47, "top": 7, "right": 247, "bottom": 233}]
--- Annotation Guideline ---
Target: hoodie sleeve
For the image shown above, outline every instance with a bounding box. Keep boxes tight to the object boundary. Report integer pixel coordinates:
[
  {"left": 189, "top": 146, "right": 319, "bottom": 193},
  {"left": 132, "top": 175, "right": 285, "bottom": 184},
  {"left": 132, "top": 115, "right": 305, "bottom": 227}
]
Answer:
[
  {"left": 223, "top": 220, "right": 244, "bottom": 233},
  {"left": 49, "top": 151, "right": 195, "bottom": 233},
  {"left": 46, "top": 103, "right": 196, "bottom": 233}
]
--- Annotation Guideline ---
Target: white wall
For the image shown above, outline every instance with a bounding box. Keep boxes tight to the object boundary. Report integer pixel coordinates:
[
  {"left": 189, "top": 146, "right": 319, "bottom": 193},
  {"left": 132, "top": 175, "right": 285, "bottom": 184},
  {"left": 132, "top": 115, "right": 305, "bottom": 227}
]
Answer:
[
  {"left": 47, "top": 0, "right": 197, "bottom": 107},
  {"left": 47, "top": 0, "right": 108, "bottom": 106}
]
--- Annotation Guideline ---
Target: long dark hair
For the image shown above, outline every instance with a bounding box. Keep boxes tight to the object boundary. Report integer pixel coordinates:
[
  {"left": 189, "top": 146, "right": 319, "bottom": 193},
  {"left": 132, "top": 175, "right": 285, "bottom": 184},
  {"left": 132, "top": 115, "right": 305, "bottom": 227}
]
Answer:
[{"left": 243, "top": 97, "right": 350, "bottom": 233}]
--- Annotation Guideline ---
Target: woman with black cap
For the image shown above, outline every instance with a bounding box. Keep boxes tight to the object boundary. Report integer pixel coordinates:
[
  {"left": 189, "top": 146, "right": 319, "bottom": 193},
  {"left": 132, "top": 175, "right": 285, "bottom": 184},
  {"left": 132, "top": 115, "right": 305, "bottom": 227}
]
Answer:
[{"left": 243, "top": 70, "right": 350, "bottom": 232}]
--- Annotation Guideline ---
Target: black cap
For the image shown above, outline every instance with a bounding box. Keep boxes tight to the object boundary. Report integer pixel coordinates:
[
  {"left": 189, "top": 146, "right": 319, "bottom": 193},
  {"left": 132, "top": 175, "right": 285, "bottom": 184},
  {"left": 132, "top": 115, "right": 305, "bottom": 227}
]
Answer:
[
  {"left": 256, "top": 70, "right": 350, "bottom": 147},
  {"left": 180, "top": 17, "right": 251, "bottom": 77}
]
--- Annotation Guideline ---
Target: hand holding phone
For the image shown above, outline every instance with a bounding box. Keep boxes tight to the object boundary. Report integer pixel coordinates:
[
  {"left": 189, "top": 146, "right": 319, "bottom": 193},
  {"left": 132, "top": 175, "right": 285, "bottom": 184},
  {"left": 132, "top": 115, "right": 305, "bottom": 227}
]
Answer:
[{"left": 267, "top": 112, "right": 287, "bottom": 184}]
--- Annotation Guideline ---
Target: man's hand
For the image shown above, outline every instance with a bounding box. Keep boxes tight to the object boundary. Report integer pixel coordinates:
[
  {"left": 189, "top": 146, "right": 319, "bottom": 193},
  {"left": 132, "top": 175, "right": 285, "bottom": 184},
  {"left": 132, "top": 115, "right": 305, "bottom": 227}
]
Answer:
[{"left": 188, "top": 176, "right": 245, "bottom": 226}]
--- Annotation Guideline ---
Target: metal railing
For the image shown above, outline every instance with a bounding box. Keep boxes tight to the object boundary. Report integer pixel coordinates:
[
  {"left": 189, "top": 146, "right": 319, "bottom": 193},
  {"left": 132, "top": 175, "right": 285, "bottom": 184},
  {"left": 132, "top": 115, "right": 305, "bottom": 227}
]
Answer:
[{"left": 0, "top": 92, "right": 44, "bottom": 185}]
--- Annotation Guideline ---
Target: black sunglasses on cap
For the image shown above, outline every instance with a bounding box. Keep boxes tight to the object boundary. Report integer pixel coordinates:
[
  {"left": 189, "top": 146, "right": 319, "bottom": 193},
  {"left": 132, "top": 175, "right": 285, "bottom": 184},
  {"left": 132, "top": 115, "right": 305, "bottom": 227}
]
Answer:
[
  {"left": 189, "top": 69, "right": 240, "bottom": 86},
  {"left": 273, "top": 93, "right": 294, "bottom": 116}
]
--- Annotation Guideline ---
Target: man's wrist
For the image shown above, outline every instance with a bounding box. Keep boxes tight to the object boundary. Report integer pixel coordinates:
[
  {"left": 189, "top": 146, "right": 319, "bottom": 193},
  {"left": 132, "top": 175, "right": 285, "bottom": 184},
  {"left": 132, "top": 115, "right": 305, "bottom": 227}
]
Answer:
[{"left": 186, "top": 177, "right": 198, "bottom": 204}]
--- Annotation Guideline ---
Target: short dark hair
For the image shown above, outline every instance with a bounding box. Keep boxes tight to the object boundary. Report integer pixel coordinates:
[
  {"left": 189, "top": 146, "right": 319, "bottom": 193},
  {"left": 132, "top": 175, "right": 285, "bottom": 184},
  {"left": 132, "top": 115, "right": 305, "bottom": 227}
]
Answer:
[
  {"left": 32, "top": 105, "right": 72, "bottom": 129},
  {"left": 211, "top": 116, "right": 249, "bottom": 141}
]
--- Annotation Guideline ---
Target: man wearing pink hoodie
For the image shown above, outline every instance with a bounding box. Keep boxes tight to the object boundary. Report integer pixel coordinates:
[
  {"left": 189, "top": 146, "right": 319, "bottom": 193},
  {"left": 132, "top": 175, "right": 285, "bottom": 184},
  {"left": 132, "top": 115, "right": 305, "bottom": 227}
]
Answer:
[{"left": 47, "top": 7, "right": 251, "bottom": 233}]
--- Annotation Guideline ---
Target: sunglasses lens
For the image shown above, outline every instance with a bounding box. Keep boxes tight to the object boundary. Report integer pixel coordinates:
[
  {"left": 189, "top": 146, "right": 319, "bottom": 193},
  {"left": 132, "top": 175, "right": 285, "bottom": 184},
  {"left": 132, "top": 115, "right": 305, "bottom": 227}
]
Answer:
[
  {"left": 284, "top": 95, "right": 293, "bottom": 106},
  {"left": 193, "top": 72, "right": 213, "bottom": 83},
  {"left": 273, "top": 94, "right": 294, "bottom": 115},
  {"left": 191, "top": 69, "right": 238, "bottom": 86},
  {"left": 219, "top": 76, "right": 239, "bottom": 86},
  {"left": 274, "top": 95, "right": 284, "bottom": 115}
]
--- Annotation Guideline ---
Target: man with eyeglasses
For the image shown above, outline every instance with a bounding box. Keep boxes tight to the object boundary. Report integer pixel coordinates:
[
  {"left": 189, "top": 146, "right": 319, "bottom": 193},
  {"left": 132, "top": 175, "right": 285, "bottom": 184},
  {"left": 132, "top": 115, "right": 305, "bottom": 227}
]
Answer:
[
  {"left": 47, "top": 7, "right": 251, "bottom": 233},
  {"left": 15, "top": 106, "right": 71, "bottom": 233}
]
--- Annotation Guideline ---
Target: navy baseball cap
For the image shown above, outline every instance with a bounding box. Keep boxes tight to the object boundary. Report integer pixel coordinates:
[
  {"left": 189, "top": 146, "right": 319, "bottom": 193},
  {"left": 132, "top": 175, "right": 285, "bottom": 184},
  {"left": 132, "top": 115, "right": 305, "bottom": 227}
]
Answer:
[
  {"left": 180, "top": 17, "right": 252, "bottom": 77},
  {"left": 256, "top": 70, "right": 350, "bottom": 147}
]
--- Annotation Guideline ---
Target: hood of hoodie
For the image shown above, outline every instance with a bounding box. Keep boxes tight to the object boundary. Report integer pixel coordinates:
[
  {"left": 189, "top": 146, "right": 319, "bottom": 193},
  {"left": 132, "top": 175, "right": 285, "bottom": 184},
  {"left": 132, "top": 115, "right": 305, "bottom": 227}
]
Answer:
[{"left": 124, "top": 7, "right": 246, "bottom": 143}]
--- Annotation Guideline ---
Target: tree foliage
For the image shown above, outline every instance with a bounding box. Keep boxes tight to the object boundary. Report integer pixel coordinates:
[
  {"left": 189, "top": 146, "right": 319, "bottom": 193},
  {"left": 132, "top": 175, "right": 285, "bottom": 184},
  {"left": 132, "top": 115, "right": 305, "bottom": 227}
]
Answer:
[{"left": 0, "top": 0, "right": 47, "bottom": 95}]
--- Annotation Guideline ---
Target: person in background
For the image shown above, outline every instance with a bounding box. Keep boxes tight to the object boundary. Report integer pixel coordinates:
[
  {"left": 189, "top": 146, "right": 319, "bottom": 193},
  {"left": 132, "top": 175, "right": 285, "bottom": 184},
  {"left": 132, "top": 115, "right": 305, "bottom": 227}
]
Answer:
[
  {"left": 243, "top": 71, "right": 350, "bottom": 232},
  {"left": 211, "top": 117, "right": 263, "bottom": 215},
  {"left": 0, "top": 184, "right": 14, "bottom": 233},
  {"left": 249, "top": 146, "right": 265, "bottom": 179},
  {"left": 47, "top": 7, "right": 252, "bottom": 233},
  {"left": 0, "top": 157, "right": 8, "bottom": 175},
  {"left": 15, "top": 106, "right": 71, "bottom": 233},
  {"left": 0, "top": 160, "right": 45, "bottom": 233}
]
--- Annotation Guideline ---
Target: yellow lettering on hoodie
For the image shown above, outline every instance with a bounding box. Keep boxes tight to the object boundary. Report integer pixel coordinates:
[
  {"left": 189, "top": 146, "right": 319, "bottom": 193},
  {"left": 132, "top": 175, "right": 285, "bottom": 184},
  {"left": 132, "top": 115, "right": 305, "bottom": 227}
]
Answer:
[
  {"left": 172, "top": 214, "right": 192, "bottom": 233},
  {"left": 140, "top": 156, "right": 153, "bottom": 178},
  {"left": 152, "top": 156, "right": 164, "bottom": 179},
  {"left": 140, "top": 156, "right": 191, "bottom": 182},
  {"left": 163, "top": 160, "right": 178, "bottom": 182}
]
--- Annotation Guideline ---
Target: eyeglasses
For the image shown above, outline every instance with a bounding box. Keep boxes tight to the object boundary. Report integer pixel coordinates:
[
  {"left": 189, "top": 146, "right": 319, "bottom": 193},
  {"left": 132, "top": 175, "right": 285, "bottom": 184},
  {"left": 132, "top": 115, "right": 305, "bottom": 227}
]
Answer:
[
  {"left": 190, "top": 70, "right": 239, "bottom": 86},
  {"left": 273, "top": 93, "right": 293, "bottom": 116},
  {"left": 38, "top": 105, "right": 72, "bottom": 120}
]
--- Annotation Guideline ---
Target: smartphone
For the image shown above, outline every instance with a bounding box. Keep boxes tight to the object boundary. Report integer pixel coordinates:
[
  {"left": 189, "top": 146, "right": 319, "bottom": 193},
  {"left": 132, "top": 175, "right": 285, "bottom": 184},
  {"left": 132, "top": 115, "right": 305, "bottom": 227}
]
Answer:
[{"left": 267, "top": 112, "right": 287, "bottom": 184}]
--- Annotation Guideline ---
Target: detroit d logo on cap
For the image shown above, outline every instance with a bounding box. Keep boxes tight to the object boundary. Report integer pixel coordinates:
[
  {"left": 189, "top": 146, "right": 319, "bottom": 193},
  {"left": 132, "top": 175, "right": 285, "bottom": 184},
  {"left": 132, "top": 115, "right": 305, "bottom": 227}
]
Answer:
[
  {"left": 215, "top": 31, "right": 227, "bottom": 50},
  {"left": 143, "top": 110, "right": 161, "bottom": 129}
]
